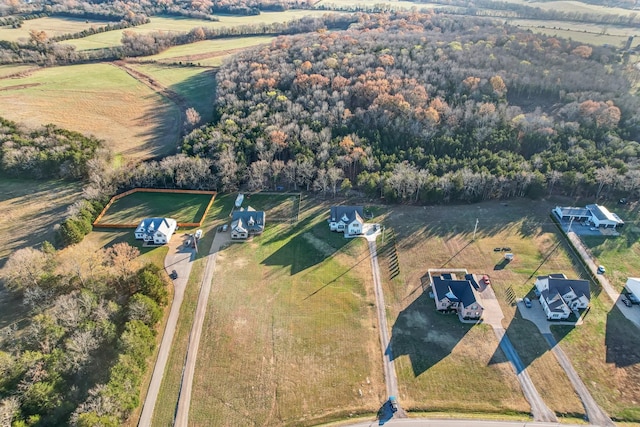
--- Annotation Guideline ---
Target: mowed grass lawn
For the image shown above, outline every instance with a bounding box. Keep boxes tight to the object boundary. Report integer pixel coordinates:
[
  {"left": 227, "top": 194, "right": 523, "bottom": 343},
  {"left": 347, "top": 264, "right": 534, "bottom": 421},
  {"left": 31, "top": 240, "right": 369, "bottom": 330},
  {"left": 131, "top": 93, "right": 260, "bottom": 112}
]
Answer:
[
  {"left": 0, "top": 63, "right": 179, "bottom": 159},
  {"left": 381, "top": 199, "right": 640, "bottom": 421},
  {"left": 141, "top": 36, "right": 275, "bottom": 63},
  {"left": 126, "top": 64, "right": 216, "bottom": 122},
  {"left": 0, "top": 16, "right": 118, "bottom": 42},
  {"left": 97, "top": 191, "right": 214, "bottom": 225},
  {"left": 63, "top": 11, "right": 340, "bottom": 50},
  {"left": 189, "top": 203, "right": 385, "bottom": 426}
]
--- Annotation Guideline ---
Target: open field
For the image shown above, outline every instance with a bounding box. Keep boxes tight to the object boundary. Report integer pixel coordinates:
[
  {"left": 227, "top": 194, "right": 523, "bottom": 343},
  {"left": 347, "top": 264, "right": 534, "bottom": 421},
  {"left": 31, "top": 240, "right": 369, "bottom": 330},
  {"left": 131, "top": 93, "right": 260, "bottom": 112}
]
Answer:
[
  {"left": 239, "top": 192, "right": 301, "bottom": 222},
  {"left": 501, "top": 0, "right": 640, "bottom": 16},
  {"left": 96, "top": 191, "right": 214, "bottom": 225},
  {"left": 380, "top": 198, "right": 640, "bottom": 421},
  {"left": 126, "top": 64, "right": 216, "bottom": 122},
  {"left": 0, "top": 16, "right": 118, "bottom": 43},
  {"left": 0, "top": 63, "right": 179, "bottom": 159},
  {"left": 0, "top": 178, "right": 82, "bottom": 266},
  {"left": 62, "top": 11, "right": 340, "bottom": 51},
  {"left": 187, "top": 199, "right": 385, "bottom": 426},
  {"left": 140, "top": 35, "right": 274, "bottom": 65},
  {"left": 0, "top": 64, "right": 38, "bottom": 79}
]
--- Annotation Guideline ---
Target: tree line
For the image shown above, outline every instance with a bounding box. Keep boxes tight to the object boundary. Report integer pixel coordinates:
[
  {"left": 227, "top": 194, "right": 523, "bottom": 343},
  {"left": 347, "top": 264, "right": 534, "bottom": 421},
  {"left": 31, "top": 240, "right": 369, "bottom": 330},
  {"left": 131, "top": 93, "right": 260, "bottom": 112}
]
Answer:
[
  {"left": 0, "top": 242, "right": 168, "bottom": 426},
  {"left": 175, "top": 12, "right": 640, "bottom": 203}
]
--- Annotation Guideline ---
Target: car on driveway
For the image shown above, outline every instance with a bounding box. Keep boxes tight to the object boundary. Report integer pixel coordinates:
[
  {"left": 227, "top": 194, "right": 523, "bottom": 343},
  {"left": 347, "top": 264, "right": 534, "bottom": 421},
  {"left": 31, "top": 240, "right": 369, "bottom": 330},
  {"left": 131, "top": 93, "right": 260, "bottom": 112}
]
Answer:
[
  {"left": 169, "top": 270, "right": 178, "bottom": 280},
  {"left": 389, "top": 396, "right": 398, "bottom": 413},
  {"left": 597, "top": 265, "right": 606, "bottom": 274},
  {"left": 622, "top": 298, "right": 632, "bottom": 307},
  {"left": 523, "top": 297, "right": 532, "bottom": 308},
  {"left": 627, "top": 292, "right": 640, "bottom": 304}
]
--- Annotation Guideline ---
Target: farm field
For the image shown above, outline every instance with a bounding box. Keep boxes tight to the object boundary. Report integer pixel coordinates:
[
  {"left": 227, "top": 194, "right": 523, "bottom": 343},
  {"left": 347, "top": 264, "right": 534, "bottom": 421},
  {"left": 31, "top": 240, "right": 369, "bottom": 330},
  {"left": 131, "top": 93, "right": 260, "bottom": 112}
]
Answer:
[
  {"left": 140, "top": 36, "right": 275, "bottom": 64},
  {"left": 96, "top": 191, "right": 215, "bottom": 225},
  {"left": 125, "top": 64, "right": 217, "bottom": 122},
  {"left": 380, "top": 199, "right": 640, "bottom": 421},
  {"left": 0, "top": 64, "right": 38, "bottom": 78},
  {"left": 501, "top": 0, "right": 640, "bottom": 16},
  {"left": 0, "top": 63, "right": 179, "bottom": 159},
  {"left": 62, "top": 11, "right": 340, "bottom": 51},
  {"left": 0, "top": 178, "right": 82, "bottom": 266},
  {"left": 0, "top": 16, "right": 118, "bottom": 42},
  {"left": 188, "top": 200, "right": 385, "bottom": 426}
]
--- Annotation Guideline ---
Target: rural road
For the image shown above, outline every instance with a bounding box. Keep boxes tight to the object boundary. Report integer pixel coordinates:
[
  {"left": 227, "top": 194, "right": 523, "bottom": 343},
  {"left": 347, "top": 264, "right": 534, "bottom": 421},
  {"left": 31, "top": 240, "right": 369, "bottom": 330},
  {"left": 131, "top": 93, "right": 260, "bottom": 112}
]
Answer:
[
  {"left": 138, "top": 236, "right": 196, "bottom": 427},
  {"left": 173, "top": 230, "right": 228, "bottom": 427},
  {"left": 344, "top": 418, "right": 600, "bottom": 427},
  {"left": 366, "top": 229, "right": 406, "bottom": 418},
  {"left": 479, "top": 286, "right": 557, "bottom": 423}
]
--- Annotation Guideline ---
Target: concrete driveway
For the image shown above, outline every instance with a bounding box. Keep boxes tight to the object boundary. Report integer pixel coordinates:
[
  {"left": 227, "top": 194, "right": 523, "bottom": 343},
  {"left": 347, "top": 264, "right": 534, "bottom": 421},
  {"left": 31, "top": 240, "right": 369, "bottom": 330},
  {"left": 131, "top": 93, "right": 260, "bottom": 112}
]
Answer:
[
  {"left": 139, "top": 234, "right": 196, "bottom": 427},
  {"left": 517, "top": 300, "right": 614, "bottom": 426}
]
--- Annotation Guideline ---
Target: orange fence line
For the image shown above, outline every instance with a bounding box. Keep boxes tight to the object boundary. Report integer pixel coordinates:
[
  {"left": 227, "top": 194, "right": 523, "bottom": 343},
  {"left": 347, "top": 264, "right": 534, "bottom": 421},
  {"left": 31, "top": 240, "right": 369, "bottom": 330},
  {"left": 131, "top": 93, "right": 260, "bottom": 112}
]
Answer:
[{"left": 93, "top": 188, "right": 217, "bottom": 228}]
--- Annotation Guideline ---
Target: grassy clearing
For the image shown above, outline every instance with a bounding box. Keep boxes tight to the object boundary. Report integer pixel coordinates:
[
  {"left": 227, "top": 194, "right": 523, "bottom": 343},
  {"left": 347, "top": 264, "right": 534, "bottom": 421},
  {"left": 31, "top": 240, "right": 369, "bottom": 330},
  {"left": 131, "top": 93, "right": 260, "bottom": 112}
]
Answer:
[
  {"left": 141, "top": 36, "right": 274, "bottom": 62},
  {"left": 126, "top": 64, "right": 216, "bottom": 122},
  {"left": 379, "top": 199, "right": 595, "bottom": 417},
  {"left": 500, "top": 0, "right": 640, "bottom": 16},
  {"left": 188, "top": 199, "right": 385, "bottom": 426},
  {"left": 0, "top": 16, "right": 118, "bottom": 43},
  {"left": 0, "top": 178, "right": 81, "bottom": 266},
  {"left": 0, "top": 63, "right": 179, "bottom": 159},
  {"left": 97, "top": 191, "right": 214, "bottom": 225},
  {"left": 63, "top": 11, "right": 340, "bottom": 50}
]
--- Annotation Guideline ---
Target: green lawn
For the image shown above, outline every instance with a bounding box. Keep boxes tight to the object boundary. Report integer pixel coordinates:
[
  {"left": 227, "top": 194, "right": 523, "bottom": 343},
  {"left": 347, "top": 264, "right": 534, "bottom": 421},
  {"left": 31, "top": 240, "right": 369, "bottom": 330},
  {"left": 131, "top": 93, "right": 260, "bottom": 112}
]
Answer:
[
  {"left": 0, "top": 16, "right": 118, "bottom": 43},
  {"left": 0, "top": 64, "right": 38, "bottom": 78},
  {"left": 238, "top": 193, "right": 301, "bottom": 222},
  {"left": 97, "top": 191, "right": 214, "bottom": 225},
  {"left": 62, "top": 11, "right": 340, "bottom": 51},
  {"left": 0, "top": 63, "right": 179, "bottom": 159}
]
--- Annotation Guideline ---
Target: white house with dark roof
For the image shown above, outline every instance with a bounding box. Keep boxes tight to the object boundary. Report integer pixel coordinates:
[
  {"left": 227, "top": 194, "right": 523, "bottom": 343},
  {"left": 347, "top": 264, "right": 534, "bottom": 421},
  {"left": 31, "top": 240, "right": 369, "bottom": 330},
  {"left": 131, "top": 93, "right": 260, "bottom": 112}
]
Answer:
[
  {"left": 430, "top": 271, "right": 483, "bottom": 320},
  {"left": 329, "top": 206, "right": 364, "bottom": 235},
  {"left": 231, "top": 206, "right": 265, "bottom": 240},
  {"left": 134, "top": 218, "right": 177, "bottom": 245},
  {"left": 535, "top": 274, "right": 590, "bottom": 320},
  {"left": 553, "top": 204, "right": 624, "bottom": 229}
]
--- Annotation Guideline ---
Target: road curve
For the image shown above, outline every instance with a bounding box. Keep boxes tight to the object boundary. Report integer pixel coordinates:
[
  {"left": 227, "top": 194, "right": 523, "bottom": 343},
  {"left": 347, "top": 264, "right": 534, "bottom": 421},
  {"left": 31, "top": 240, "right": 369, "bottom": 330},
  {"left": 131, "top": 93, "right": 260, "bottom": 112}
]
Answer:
[
  {"left": 367, "top": 238, "right": 405, "bottom": 417},
  {"left": 138, "top": 239, "right": 196, "bottom": 426}
]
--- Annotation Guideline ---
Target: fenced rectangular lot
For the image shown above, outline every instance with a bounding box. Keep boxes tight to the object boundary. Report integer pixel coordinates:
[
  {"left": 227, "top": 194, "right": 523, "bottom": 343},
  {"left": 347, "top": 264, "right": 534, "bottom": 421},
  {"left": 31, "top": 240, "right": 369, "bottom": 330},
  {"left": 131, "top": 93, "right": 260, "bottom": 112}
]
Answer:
[{"left": 94, "top": 190, "right": 215, "bottom": 226}]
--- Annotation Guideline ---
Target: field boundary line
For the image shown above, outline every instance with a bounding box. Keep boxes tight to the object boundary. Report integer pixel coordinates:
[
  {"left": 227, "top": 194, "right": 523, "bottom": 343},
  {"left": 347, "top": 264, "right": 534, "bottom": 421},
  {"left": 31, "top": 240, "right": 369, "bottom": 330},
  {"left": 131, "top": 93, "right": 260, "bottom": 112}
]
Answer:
[{"left": 93, "top": 188, "right": 216, "bottom": 228}]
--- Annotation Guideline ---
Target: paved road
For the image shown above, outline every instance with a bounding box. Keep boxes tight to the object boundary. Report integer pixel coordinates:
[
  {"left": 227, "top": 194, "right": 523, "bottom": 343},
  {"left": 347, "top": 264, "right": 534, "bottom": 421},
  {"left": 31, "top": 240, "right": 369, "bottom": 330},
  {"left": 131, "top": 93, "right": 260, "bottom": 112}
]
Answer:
[
  {"left": 343, "top": 418, "right": 600, "bottom": 427},
  {"left": 138, "top": 236, "right": 196, "bottom": 427},
  {"left": 174, "top": 231, "right": 228, "bottom": 427},
  {"left": 478, "top": 286, "right": 557, "bottom": 423}
]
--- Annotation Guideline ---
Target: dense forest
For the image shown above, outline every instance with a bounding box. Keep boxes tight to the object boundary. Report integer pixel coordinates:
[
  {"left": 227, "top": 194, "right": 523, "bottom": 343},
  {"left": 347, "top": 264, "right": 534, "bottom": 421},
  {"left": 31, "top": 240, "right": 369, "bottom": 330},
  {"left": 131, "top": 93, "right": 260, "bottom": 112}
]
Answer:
[
  {"left": 176, "top": 12, "right": 640, "bottom": 203},
  {"left": 0, "top": 243, "right": 169, "bottom": 426}
]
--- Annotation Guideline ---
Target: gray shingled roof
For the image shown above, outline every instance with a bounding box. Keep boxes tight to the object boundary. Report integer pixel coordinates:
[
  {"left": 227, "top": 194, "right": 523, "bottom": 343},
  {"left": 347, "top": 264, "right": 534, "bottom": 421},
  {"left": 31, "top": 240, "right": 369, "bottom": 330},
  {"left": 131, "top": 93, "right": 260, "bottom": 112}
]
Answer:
[
  {"left": 330, "top": 206, "right": 364, "bottom": 223},
  {"left": 432, "top": 275, "right": 478, "bottom": 308}
]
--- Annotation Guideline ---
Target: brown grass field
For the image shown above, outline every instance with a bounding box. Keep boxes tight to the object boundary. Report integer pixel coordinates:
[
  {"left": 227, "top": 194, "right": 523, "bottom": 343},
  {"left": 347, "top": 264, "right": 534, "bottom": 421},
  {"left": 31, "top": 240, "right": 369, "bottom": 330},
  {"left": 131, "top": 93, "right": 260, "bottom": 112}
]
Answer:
[
  {"left": 187, "top": 199, "right": 386, "bottom": 426},
  {"left": 0, "top": 63, "right": 180, "bottom": 159},
  {"left": 0, "top": 16, "right": 118, "bottom": 43},
  {"left": 380, "top": 198, "right": 640, "bottom": 421}
]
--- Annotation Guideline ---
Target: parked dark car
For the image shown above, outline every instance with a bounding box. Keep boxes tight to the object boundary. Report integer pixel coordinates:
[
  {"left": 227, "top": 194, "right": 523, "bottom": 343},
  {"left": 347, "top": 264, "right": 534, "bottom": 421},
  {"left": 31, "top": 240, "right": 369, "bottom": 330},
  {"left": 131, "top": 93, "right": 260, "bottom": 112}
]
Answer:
[
  {"left": 389, "top": 396, "right": 398, "bottom": 413},
  {"left": 493, "top": 247, "right": 502, "bottom": 252},
  {"left": 622, "top": 298, "right": 632, "bottom": 307},
  {"left": 169, "top": 270, "right": 178, "bottom": 280},
  {"left": 627, "top": 292, "right": 640, "bottom": 304},
  {"left": 502, "top": 247, "right": 512, "bottom": 252}
]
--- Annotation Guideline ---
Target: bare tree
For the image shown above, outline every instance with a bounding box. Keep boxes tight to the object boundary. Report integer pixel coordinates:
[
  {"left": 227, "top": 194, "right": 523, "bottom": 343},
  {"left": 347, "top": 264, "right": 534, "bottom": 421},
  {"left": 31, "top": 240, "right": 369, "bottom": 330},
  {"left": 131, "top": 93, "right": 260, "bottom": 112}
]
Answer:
[
  {"left": 313, "top": 168, "right": 329, "bottom": 197},
  {"left": 327, "top": 167, "right": 344, "bottom": 198},
  {"left": 1, "top": 248, "right": 50, "bottom": 291},
  {"left": 595, "top": 166, "right": 618, "bottom": 199},
  {"left": 184, "top": 107, "right": 202, "bottom": 132},
  {"left": 104, "top": 243, "right": 140, "bottom": 287}
]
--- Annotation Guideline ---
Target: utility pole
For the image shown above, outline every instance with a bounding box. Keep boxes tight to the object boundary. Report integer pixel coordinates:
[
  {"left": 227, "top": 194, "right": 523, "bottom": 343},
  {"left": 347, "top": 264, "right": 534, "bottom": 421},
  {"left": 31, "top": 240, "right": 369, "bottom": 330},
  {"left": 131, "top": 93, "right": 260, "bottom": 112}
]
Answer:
[{"left": 472, "top": 218, "right": 479, "bottom": 241}]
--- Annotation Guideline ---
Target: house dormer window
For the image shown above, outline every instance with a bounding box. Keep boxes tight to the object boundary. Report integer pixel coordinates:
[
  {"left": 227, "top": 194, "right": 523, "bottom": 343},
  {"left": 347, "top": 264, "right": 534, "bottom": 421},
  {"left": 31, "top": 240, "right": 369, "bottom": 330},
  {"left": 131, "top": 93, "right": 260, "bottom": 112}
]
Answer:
[{"left": 341, "top": 213, "right": 349, "bottom": 222}]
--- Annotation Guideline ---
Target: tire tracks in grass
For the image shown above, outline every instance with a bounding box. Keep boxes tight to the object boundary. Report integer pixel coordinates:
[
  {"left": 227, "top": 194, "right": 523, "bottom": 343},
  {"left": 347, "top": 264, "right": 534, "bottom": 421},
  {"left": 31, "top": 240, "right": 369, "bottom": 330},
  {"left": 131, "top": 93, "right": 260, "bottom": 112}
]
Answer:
[{"left": 111, "top": 60, "right": 187, "bottom": 140}]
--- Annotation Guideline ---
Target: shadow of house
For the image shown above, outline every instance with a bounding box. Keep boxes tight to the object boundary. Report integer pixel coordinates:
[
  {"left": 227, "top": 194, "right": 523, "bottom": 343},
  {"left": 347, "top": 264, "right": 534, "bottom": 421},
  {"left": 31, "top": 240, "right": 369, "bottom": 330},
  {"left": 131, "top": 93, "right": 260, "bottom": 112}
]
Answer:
[
  {"left": 605, "top": 305, "right": 640, "bottom": 368},
  {"left": 260, "top": 222, "right": 351, "bottom": 276},
  {"left": 387, "top": 292, "right": 473, "bottom": 377}
]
